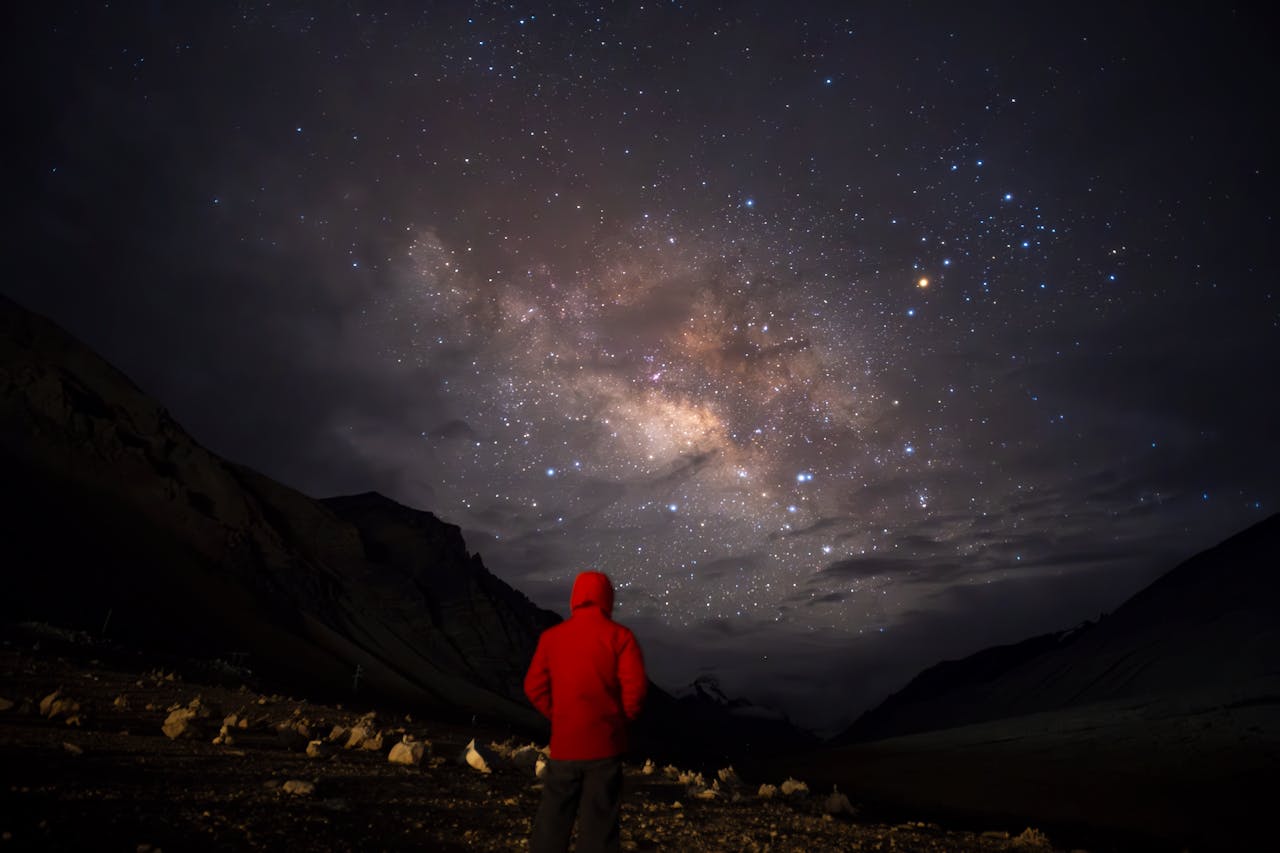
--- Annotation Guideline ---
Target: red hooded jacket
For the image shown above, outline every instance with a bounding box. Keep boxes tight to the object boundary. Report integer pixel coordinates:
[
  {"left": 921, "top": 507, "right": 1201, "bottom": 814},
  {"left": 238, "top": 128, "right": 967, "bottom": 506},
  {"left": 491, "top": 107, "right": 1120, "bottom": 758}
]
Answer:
[{"left": 523, "top": 571, "right": 648, "bottom": 760}]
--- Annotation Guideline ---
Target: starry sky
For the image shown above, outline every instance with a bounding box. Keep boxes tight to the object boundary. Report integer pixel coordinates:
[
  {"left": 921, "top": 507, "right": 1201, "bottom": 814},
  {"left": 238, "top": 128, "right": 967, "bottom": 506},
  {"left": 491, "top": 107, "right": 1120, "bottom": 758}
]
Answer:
[{"left": 12, "top": 2, "right": 1278, "bottom": 732}]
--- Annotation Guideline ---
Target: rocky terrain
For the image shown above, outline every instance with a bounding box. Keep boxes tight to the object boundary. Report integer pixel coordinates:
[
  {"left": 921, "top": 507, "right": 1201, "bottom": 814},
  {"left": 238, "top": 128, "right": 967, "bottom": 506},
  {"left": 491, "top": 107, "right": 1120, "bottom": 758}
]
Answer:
[{"left": 0, "top": 626, "right": 1068, "bottom": 852}]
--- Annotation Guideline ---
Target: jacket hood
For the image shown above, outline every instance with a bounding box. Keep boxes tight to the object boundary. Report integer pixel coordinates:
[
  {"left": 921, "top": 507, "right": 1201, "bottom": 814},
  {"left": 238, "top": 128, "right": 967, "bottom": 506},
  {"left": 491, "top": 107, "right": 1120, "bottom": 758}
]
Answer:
[{"left": 570, "top": 571, "right": 614, "bottom": 616}]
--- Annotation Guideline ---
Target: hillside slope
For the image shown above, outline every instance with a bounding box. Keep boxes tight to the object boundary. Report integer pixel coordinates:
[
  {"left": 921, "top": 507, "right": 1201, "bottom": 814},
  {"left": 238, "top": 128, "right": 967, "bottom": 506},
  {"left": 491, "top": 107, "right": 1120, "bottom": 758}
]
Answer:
[
  {"left": 841, "top": 513, "right": 1280, "bottom": 743},
  {"left": 0, "top": 293, "right": 556, "bottom": 725}
]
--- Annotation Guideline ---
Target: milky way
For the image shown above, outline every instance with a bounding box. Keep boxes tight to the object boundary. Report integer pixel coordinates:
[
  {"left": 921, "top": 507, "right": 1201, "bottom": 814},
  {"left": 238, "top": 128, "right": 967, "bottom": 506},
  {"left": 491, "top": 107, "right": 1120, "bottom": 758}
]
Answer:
[{"left": 13, "top": 2, "right": 1278, "bottom": 728}]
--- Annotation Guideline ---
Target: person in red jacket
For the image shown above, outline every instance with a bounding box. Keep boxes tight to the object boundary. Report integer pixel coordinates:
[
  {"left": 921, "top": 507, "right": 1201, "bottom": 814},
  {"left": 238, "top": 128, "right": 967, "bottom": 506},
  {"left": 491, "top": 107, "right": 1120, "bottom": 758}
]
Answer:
[{"left": 524, "top": 570, "right": 647, "bottom": 853}]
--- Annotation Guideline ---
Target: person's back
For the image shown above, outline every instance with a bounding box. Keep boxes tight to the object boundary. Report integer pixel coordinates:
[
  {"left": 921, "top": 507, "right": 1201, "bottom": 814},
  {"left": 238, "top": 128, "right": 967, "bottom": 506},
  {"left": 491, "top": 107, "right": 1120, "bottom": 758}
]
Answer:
[{"left": 524, "top": 571, "right": 647, "bottom": 853}]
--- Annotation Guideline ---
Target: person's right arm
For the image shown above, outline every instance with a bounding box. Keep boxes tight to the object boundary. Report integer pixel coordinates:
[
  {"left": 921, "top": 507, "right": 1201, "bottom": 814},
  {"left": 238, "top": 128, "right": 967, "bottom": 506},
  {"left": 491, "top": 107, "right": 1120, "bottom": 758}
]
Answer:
[{"left": 617, "top": 630, "right": 648, "bottom": 722}]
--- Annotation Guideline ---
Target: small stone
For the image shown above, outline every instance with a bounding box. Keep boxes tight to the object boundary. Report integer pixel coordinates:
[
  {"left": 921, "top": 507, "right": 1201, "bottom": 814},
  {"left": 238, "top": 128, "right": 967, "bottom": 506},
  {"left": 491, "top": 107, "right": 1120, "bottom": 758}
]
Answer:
[
  {"left": 344, "top": 725, "right": 372, "bottom": 749},
  {"left": 823, "top": 786, "right": 855, "bottom": 816},
  {"left": 281, "top": 779, "right": 315, "bottom": 796},
  {"left": 388, "top": 738, "right": 426, "bottom": 766},
  {"left": 40, "top": 691, "right": 81, "bottom": 720},
  {"left": 112, "top": 695, "right": 130, "bottom": 710},
  {"left": 62, "top": 742, "right": 83, "bottom": 756},
  {"left": 0, "top": 697, "right": 15, "bottom": 712},
  {"left": 780, "top": 777, "right": 809, "bottom": 797},
  {"left": 161, "top": 708, "right": 201, "bottom": 740}
]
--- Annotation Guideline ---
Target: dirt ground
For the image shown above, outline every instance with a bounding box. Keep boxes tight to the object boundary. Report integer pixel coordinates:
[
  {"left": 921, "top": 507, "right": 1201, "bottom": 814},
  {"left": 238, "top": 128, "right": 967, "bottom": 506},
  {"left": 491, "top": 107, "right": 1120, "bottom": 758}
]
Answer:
[{"left": 0, "top": 629, "right": 1075, "bottom": 852}]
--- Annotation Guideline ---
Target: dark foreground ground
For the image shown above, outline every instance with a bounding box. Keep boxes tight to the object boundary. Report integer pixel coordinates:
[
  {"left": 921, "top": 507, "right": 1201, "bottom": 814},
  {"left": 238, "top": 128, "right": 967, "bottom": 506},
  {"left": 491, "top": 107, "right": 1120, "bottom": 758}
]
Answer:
[
  {"left": 0, "top": 627, "right": 1076, "bottom": 852},
  {"left": 781, "top": 690, "right": 1280, "bottom": 853}
]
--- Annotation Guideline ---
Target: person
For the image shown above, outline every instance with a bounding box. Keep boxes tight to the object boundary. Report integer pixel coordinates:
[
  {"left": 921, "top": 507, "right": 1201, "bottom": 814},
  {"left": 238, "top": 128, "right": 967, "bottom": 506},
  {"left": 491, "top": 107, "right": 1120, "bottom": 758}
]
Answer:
[{"left": 524, "top": 570, "right": 648, "bottom": 853}]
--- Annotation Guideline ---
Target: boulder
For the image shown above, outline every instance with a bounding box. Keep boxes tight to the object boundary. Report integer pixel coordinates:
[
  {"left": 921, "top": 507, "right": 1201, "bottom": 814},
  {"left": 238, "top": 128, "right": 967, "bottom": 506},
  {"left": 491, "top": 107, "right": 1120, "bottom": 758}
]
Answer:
[{"left": 757, "top": 784, "right": 779, "bottom": 799}]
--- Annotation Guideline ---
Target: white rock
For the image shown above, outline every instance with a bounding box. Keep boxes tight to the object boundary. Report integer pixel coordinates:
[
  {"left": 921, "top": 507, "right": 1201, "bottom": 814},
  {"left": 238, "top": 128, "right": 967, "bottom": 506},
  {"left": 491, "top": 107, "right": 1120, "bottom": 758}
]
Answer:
[{"left": 464, "top": 738, "right": 492, "bottom": 774}]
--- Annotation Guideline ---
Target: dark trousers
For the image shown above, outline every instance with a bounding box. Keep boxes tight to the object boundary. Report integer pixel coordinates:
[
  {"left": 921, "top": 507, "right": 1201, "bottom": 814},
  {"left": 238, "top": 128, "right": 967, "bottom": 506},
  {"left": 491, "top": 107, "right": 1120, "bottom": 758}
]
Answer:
[{"left": 530, "top": 756, "right": 623, "bottom": 853}]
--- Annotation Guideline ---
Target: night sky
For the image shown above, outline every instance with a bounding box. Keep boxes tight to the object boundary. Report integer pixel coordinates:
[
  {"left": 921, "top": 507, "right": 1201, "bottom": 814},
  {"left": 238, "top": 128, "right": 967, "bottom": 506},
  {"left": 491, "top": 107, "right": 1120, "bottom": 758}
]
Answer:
[{"left": 12, "top": 2, "right": 1278, "bottom": 731}]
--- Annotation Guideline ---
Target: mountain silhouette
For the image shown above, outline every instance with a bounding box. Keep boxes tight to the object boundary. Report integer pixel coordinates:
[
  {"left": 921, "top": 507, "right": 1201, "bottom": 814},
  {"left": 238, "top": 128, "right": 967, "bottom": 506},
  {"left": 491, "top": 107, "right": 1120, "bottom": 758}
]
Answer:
[{"left": 840, "top": 511, "right": 1280, "bottom": 743}]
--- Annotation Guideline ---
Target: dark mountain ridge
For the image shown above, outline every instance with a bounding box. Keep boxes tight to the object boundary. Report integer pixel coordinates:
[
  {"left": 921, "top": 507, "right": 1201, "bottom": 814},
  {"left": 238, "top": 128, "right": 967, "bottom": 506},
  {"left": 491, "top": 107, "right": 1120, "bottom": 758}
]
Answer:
[{"left": 840, "top": 511, "right": 1280, "bottom": 743}]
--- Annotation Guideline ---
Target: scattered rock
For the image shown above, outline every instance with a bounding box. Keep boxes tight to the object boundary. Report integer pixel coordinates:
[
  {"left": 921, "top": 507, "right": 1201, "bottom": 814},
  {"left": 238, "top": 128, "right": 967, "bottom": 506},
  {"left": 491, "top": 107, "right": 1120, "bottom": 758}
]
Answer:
[
  {"left": 388, "top": 737, "right": 427, "bottom": 766},
  {"left": 360, "top": 731, "right": 384, "bottom": 752},
  {"left": 1012, "top": 827, "right": 1053, "bottom": 849},
  {"left": 344, "top": 725, "right": 377, "bottom": 750},
  {"left": 780, "top": 777, "right": 809, "bottom": 797},
  {"left": 677, "top": 770, "right": 705, "bottom": 787},
  {"left": 823, "top": 786, "right": 855, "bottom": 816},
  {"left": 464, "top": 738, "right": 492, "bottom": 774},
  {"left": 327, "top": 724, "right": 348, "bottom": 743},
  {"left": 39, "top": 690, "right": 81, "bottom": 720},
  {"left": 509, "top": 743, "right": 543, "bottom": 775},
  {"left": 717, "top": 766, "right": 744, "bottom": 788},
  {"left": 62, "top": 741, "right": 83, "bottom": 756},
  {"left": 641, "top": 758, "right": 655, "bottom": 775},
  {"left": 276, "top": 721, "right": 309, "bottom": 751},
  {"left": 212, "top": 724, "right": 235, "bottom": 746},
  {"left": 757, "top": 784, "right": 779, "bottom": 799},
  {"left": 281, "top": 780, "right": 315, "bottom": 796},
  {"left": 112, "top": 695, "right": 130, "bottom": 710},
  {"left": 305, "top": 740, "right": 332, "bottom": 759},
  {"left": 161, "top": 696, "right": 217, "bottom": 739}
]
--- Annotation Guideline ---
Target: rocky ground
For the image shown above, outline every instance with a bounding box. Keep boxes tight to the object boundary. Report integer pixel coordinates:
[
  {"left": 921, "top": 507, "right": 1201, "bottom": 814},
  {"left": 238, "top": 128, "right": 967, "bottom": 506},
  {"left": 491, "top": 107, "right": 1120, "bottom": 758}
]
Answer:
[{"left": 0, "top": 627, "right": 1071, "bottom": 852}]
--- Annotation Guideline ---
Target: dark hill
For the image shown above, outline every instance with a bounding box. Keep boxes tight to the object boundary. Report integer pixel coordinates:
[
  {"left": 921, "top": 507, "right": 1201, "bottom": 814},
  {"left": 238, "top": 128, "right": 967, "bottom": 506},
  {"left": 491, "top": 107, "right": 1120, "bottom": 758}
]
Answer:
[{"left": 840, "top": 511, "right": 1280, "bottom": 742}]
